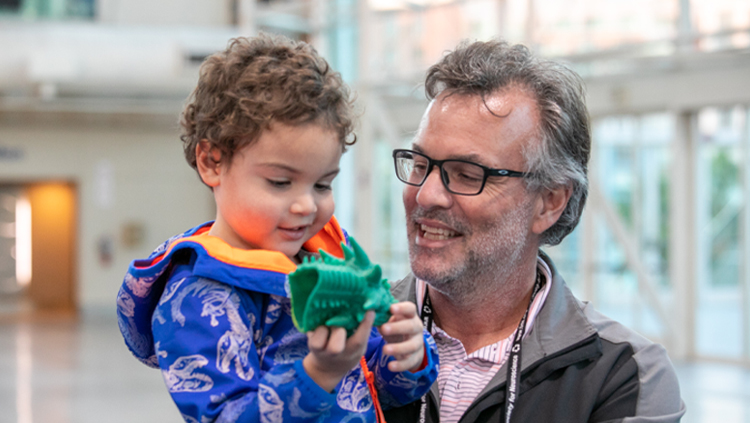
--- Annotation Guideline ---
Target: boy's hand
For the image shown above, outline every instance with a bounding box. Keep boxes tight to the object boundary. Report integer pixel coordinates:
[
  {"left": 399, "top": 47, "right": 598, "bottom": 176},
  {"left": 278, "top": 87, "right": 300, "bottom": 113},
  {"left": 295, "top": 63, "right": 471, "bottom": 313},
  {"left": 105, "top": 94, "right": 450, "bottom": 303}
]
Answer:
[
  {"left": 378, "top": 301, "right": 426, "bottom": 373},
  {"left": 303, "top": 310, "right": 376, "bottom": 392}
]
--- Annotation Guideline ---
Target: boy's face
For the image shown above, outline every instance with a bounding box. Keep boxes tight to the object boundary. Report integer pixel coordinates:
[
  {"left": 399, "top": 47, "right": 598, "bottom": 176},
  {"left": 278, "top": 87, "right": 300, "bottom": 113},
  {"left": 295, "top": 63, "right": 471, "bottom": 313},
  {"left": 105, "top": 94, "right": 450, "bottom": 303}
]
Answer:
[{"left": 201, "top": 121, "right": 342, "bottom": 261}]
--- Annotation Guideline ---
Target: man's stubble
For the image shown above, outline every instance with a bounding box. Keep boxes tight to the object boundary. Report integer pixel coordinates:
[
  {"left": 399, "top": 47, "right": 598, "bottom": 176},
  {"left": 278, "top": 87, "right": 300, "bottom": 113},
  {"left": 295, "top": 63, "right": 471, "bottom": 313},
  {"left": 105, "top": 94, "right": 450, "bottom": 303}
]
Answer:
[{"left": 408, "top": 197, "right": 534, "bottom": 305}]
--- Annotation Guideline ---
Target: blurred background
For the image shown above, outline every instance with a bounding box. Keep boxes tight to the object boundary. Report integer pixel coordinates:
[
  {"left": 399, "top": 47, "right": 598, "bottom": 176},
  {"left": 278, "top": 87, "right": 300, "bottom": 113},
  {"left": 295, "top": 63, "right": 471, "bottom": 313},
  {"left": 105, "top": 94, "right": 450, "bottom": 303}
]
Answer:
[{"left": 0, "top": 0, "right": 749, "bottom": 421}]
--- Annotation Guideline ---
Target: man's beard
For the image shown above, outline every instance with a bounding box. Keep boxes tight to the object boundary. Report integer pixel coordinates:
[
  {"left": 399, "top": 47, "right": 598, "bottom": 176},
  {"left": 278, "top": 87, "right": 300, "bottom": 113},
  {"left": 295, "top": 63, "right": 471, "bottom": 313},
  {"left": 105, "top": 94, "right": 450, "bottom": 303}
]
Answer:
[{"left": 408, "top": 201, "right": 532, "bottom": 304}]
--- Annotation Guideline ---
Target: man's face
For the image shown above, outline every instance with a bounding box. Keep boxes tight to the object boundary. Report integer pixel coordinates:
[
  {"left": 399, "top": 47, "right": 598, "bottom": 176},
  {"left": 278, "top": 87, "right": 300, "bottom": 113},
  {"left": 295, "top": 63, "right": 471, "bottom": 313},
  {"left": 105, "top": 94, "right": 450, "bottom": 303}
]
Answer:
[{"left": 403, "top": 89, "right": 542, "bottom": 296}]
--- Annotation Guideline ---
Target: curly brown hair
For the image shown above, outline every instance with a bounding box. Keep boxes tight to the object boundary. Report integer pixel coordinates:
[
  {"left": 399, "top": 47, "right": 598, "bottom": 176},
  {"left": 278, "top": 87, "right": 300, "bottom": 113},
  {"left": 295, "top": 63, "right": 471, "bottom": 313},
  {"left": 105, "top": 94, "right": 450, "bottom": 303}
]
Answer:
[{"left": 180, "top": 33, "right": 356, "bottom": 170}]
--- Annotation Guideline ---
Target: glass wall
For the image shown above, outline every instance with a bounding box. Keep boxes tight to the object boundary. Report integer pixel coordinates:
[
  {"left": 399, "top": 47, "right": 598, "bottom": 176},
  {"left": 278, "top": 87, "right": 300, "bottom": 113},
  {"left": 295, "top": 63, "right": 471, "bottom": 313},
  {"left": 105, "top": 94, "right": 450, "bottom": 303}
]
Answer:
[
  {"left": 695, "top": 106, "right": 747, "bottom": 359},
  {"left": 532, "top": 0, "right": 679, "bottom": 55},
  {"left": 691, "top": 0, "right": 750, "bottom": 51},
  {"left": 365, "top": 0, "right": 750, "bottom": 83},
  {"left": 552, "top": 113, "right": 675, "bottom": 343}
]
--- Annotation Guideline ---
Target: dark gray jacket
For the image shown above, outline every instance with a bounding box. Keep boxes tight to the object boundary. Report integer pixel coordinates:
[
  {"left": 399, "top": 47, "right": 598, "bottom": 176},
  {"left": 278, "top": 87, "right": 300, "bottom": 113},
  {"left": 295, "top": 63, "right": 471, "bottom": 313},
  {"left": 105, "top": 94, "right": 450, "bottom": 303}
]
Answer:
[{"left": 384, "top": 252, "right": 686, "bottom": 423}]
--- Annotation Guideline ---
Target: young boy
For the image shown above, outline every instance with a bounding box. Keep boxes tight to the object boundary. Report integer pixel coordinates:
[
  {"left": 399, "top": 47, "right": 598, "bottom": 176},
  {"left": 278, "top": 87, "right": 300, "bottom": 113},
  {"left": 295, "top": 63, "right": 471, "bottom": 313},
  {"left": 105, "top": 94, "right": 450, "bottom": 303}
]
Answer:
[{"left": 116, "top": 34, "right": 437, "bottom": 422}]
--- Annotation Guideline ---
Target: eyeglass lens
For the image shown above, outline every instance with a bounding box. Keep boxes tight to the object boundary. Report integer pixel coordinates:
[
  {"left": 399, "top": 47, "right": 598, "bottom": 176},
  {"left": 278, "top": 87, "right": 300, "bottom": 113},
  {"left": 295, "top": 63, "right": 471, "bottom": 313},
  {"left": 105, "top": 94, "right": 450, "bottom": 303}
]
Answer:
[{"left": 395, "top": 152, "right": 485, "bottom": 195}]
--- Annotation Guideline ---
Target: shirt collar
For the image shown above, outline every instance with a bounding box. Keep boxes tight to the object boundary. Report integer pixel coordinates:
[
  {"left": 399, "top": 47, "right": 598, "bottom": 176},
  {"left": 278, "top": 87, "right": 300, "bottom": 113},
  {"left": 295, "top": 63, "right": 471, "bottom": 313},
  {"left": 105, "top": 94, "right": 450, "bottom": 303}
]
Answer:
[{"left": 416, "top": 256, "right": 553, "bottom": 363}]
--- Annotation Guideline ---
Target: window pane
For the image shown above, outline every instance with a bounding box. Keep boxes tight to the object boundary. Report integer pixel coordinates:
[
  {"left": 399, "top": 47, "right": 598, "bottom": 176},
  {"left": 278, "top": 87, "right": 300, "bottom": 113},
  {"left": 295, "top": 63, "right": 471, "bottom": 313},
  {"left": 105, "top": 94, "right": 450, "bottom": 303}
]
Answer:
[
  {"left": 691, "top": 0, "right": 750, "bottom": 51},
  {"left": 1, "top": 0, "right": 94, "bottom": 19},
  {"left": 0, "top": 0, "right": 21, "bottom": 12},
  {"left": 558, "top": 113, "right": 674, "bottom": 342},
  {"left": 695, "top": 106, "right": 744, "bottom": 359},
  {"left": 533, "top": 0, "right": 678, "bottom": 56}
]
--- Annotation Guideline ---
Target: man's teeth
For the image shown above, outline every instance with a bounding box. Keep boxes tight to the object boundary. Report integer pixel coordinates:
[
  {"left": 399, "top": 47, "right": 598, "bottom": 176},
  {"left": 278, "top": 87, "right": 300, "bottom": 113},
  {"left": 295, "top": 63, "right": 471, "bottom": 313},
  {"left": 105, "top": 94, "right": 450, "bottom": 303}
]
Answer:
[{"left": 420, "top": 224, "right": 457, "bottom": 240}]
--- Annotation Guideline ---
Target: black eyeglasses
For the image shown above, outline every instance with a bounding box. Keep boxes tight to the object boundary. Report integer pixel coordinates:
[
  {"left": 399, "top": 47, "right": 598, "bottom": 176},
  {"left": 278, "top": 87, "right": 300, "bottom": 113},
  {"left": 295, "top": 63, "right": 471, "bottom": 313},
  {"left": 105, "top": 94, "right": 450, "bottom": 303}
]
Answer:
[{"left": 392, "top": 149, "right": 531, "bottom": 196}]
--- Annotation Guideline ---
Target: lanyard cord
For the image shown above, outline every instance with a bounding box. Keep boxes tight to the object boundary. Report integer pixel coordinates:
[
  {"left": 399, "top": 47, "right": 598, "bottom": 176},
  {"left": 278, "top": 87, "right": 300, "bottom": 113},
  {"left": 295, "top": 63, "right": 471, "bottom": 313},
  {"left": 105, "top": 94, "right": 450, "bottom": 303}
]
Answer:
[
  {"left": 418, "top": 269, "right": 544, "bottom": 423},
  {"left": 361, "top": 356, "right": 387, "bottom": 423}
]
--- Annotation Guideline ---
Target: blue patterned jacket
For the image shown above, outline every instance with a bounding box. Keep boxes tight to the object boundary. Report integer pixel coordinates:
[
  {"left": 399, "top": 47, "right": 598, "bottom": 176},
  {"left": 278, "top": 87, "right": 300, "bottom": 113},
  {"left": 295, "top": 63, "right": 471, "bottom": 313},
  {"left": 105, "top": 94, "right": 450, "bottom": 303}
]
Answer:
[{"left": 116, "top": 218, "right": 438, "bottom": 423}]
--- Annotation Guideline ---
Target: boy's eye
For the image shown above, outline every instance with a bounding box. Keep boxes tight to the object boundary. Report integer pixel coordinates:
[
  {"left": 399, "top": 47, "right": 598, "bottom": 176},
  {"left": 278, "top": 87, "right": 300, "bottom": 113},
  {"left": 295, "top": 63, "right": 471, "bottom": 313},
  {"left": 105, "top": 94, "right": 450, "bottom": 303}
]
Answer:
[
  {"left": 267, "top": 179, "right": 291, "bottom": 188},
  {"left": 315, "top": 183, "right": 332, "bottom": 192}
]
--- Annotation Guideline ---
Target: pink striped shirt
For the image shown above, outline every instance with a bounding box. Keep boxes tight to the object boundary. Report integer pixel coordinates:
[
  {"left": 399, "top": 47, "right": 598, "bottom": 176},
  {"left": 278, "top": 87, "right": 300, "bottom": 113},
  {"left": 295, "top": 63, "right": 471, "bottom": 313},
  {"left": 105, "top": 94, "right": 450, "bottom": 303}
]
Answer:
[{"left": 415, "top": 258, "right": 552, "bottom": 423}]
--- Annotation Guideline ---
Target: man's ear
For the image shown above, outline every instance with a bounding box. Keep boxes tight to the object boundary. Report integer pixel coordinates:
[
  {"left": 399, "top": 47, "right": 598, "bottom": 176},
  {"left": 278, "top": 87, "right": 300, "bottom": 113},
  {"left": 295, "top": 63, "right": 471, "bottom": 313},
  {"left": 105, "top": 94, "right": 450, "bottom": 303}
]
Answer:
[
  {"left": 195, "top": 140, "right": 223, "bottom": 188},
  {"left": 531, "top": 184, "right": 572, "bottom": 236}
]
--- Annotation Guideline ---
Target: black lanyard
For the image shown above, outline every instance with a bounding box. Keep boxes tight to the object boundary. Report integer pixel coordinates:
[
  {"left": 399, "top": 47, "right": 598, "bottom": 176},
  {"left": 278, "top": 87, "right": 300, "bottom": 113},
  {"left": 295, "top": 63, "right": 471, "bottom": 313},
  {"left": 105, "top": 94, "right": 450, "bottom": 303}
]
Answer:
[{"left": 418, "top": 269, "right": 544, "bottom": 423}]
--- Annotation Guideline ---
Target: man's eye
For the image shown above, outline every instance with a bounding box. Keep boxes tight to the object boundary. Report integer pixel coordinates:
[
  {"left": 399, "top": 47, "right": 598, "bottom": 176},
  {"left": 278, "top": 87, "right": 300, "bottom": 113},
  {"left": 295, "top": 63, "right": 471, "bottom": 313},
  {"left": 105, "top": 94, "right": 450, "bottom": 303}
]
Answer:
[
  {"left": 456, "top": 172, "right": 483, "bottom": 183},
  {"left": 413, "top": 163, "right": 428, "bottom": 173}
]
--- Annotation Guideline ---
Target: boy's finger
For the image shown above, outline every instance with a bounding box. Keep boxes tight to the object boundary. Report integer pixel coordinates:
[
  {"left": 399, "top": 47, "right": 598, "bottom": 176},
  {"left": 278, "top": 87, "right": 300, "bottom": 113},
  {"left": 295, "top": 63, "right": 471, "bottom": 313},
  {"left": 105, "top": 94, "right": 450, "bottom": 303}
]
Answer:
[
  {"left": 383, "top": 334, "right": 423, "bottom": 357},
  {"left": 387, "top": 349, "right": 424, "bottom": 373},
  {"left": 388, "top": 358, "right": 419, "bottom": 373},
  {"left": 349, "top": 311, "right": 376, "bottom": 345},
  {"left": 390, "top": 301, "right": 417, "bottom": 318},
  {"left": 380, "top": 316, "right": 421, "bottom": 337},
  {"left": 359, "top": 310, "right": 376, "bottom": 332},
  {"left": 307, "top": 326, "right": 330, "bottom": 350},
  {"left": 326, "top": 327, "right": 347, "bottom": 354}
]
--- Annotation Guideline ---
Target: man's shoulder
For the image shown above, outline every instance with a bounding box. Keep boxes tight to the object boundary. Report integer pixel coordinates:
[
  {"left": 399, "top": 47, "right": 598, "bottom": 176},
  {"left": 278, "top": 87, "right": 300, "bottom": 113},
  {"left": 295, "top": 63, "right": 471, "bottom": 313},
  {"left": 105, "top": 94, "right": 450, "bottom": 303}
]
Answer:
[
  {"left": 583, "top": 302, "right": 679, "bottom": 389},
  {"left": 540, "top": 252, "right": 655, "bottom": 350},
  {"left": 540, "top": 253, "right": 672, "bottom": 365},
  {"left": 579, "top": 301, "right": 685, "bottom": 418},
  {"left": 577, "top": 299, "right": 660, "bottom": 355}
]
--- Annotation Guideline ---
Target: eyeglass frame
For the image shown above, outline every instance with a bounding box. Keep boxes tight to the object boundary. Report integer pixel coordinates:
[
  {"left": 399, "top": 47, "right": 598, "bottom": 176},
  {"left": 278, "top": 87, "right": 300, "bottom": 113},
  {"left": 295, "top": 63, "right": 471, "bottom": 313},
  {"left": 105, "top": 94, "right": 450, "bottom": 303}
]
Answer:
[{"left": 392, "top": 148, "right": 533, "bottom": 196}]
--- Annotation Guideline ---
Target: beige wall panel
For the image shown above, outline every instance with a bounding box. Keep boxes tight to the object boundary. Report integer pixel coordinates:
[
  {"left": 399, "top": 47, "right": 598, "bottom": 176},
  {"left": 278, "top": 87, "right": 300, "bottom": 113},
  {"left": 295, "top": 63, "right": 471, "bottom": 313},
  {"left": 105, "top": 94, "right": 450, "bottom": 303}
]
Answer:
[{"left": 0, "top": 116, "right": 214, "bottom": 310}]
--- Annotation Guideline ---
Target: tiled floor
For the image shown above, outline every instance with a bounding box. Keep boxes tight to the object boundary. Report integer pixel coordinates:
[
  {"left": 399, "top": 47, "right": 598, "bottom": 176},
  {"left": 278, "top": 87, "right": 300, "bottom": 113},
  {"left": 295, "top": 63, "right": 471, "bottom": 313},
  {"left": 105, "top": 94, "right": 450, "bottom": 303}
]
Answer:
[
  {"left": 0, "top": 305, "right": 181, "bottom": 423},
  {"left": 0, "top": 304, "right": 748, "bottom": 423},
  {"left": 674, "top": 361, "right": 750, "bottom": 423}
]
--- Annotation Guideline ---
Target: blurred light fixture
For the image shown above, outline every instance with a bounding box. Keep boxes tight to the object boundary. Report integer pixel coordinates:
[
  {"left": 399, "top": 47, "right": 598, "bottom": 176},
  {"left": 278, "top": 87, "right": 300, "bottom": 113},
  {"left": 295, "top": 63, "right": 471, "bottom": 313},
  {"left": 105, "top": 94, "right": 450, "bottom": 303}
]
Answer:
[
  {"left": 15, "top": 195, "right": 31, "bottom": 286},
  {"left": 369, "top": 0, "right": 454, "bottom": 11}
]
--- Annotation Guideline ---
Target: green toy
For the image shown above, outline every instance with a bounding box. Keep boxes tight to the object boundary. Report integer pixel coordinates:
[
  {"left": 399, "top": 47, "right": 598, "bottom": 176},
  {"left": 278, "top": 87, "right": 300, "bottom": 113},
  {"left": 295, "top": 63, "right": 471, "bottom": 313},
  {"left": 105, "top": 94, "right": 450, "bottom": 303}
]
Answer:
[{"left": 288, "top": 236, "right": 396, "bottom": 336}]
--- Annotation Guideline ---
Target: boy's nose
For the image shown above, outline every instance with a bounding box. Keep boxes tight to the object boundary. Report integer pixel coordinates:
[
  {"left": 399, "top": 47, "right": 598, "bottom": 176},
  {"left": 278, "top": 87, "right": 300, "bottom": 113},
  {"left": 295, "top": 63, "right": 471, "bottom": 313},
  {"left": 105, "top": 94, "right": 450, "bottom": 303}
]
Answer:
[{"left": 290, "top": 193, "right": 317, "bottom": 216}]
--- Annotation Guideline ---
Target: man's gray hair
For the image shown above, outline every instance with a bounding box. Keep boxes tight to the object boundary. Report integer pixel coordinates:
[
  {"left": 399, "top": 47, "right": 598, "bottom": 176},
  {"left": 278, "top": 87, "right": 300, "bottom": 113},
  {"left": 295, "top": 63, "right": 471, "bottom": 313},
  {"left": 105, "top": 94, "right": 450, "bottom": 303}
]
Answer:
[{"left": 424, "top": 39, "right": 591, "bottom": 246}]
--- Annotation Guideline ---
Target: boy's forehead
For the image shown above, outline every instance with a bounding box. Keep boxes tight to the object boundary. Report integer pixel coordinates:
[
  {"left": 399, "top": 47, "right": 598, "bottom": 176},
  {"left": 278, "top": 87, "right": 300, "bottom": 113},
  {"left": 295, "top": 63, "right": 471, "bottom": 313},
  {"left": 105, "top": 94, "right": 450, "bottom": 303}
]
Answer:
[
  {"left": 238, "top": 121, "right": 343, "bottom": 162},
  {"left": 267, "top": 120, "right": 345, "bottom": 145}
]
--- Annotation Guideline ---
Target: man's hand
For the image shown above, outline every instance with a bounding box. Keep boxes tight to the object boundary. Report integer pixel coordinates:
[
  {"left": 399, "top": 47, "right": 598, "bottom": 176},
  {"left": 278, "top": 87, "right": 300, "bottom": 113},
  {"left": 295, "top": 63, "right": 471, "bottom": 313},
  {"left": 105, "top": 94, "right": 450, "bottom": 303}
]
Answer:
[
  {"left": 379, "top": 301, "right": 426, "bottom": 373},
  {"left": 303, "top": 310, "right": 376, "bottom": 392}
]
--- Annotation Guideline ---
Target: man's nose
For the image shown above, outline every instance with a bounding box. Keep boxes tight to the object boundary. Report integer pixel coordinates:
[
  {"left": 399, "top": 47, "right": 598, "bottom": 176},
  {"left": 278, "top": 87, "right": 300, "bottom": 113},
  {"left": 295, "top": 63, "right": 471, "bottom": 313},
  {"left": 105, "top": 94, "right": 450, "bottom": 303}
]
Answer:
[
  {"left": 415, "top": 167, "right": 453, "bottom": 209},
  {"left": 291, "top": 193, "right": 317, "bottom": 215}
]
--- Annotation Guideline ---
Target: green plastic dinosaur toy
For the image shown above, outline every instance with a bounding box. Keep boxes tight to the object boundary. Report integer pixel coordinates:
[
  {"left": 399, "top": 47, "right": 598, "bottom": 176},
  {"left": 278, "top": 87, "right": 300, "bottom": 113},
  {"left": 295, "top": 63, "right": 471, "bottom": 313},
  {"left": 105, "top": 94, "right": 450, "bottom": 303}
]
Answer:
[{"left": 288, "top": 236, "right": 396, "bottom": 336}]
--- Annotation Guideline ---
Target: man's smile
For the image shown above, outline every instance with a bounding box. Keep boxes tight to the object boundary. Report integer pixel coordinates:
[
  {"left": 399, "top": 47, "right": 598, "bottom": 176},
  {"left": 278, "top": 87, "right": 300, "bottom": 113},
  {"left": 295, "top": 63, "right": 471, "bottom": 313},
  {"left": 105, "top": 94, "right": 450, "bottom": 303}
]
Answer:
[{"left": 420, "top": 223, "right": 459, "bottom": 241}]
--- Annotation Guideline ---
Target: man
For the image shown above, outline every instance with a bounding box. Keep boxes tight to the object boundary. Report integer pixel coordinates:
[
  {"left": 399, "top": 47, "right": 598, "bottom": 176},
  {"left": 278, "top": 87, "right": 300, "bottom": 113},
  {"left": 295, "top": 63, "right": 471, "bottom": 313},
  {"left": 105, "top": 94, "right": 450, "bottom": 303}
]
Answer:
[{"left": 384, "top": 40, "right": 686, "bottom": 423}]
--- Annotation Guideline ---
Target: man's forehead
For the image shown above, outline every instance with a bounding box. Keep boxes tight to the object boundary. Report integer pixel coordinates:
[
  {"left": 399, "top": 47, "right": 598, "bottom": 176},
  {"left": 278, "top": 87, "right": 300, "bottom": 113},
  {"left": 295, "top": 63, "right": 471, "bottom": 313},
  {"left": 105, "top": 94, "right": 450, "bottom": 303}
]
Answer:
[
  {"left": 432, "top": 88, "right": 536, "bottom": 117},
  {"left": 415, "top": 88, "right": 541, "bottom": 164}
]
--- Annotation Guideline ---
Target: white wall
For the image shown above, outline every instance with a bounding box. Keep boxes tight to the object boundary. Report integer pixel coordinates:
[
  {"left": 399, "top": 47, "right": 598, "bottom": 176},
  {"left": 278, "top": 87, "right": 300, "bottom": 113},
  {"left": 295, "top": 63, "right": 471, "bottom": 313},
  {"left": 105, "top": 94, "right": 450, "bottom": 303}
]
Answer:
[
  {"left": 98, "top": 0, "right": 234, "bottom": 26},
  {"left": 0, "top": 114, "right": 214, "bottom": 310},
  {"left": 0, "top": 23, "right": 239, "bottom": 96}
]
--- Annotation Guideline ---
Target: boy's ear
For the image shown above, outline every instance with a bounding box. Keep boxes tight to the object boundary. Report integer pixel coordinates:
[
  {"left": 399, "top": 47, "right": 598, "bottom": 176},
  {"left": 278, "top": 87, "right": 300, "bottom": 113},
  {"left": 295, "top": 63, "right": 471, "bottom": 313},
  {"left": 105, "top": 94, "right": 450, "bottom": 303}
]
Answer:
[
  {"left": 195, "top": 140, "right": 223, "bottom": 188},
  {"left": 531, "top": 184, "right": 572, "bottom": 236}
]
